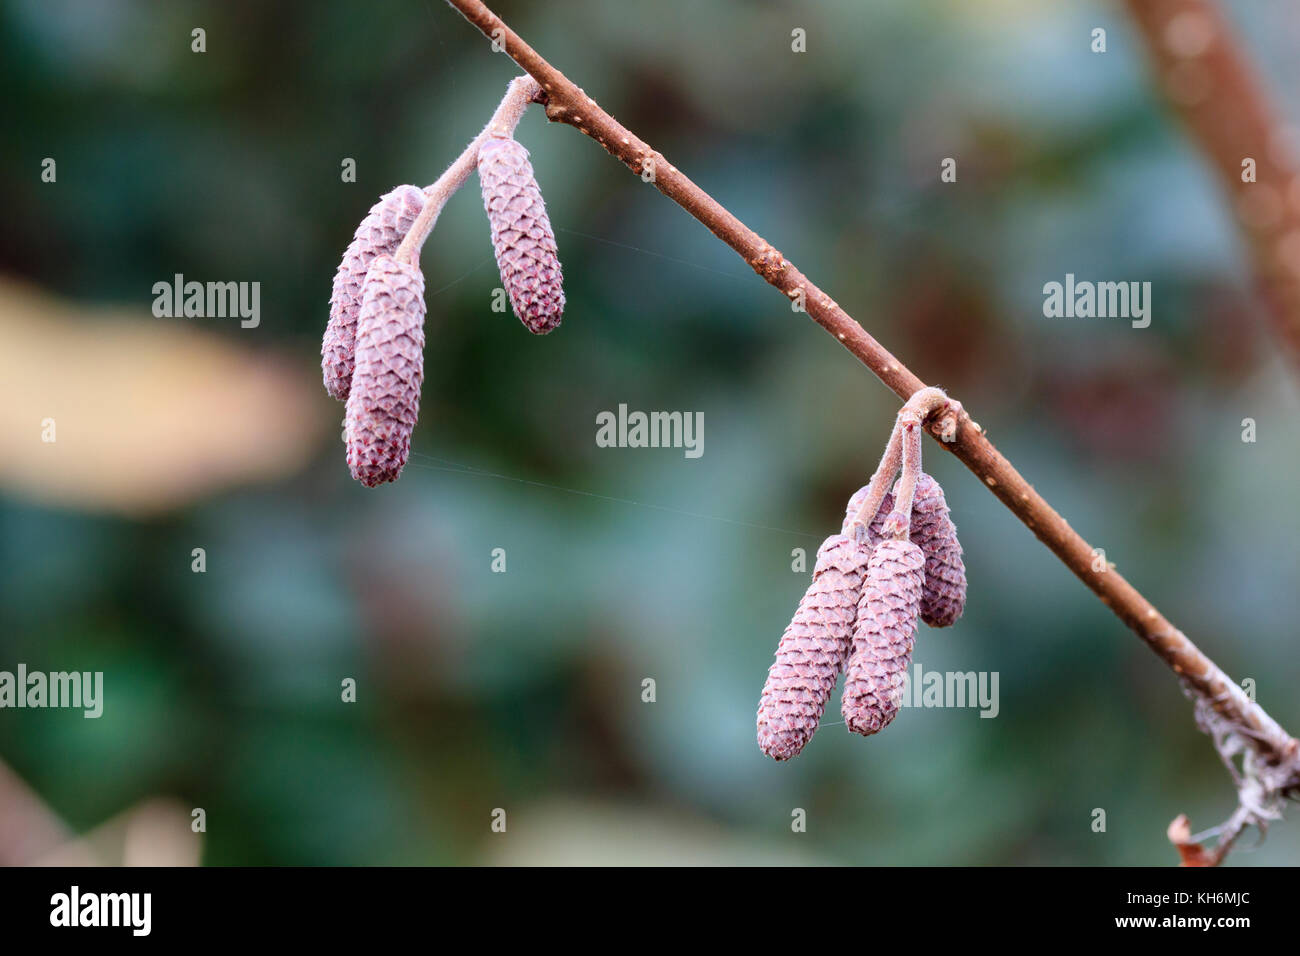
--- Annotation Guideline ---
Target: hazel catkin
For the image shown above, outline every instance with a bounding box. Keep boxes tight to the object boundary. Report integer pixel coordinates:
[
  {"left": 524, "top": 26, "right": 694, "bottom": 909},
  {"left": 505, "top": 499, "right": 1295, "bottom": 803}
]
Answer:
[
  {"left": 324, "top": 184, "right": 427, "bottom": 401},
  {"left": 904, "top": 473, "right": 967, "bottom": 628},
  {"left": 757, "top": 533, "right": 871, "bottom": 760},
  {"left": 344, "top": 255, "right": 426, "bottom": 487},
  {"left": 841, "top": 538, "right": 925, "bottom": 736},
  {"left": 477, "top": 135, "right": 565, "bottom": 334}
]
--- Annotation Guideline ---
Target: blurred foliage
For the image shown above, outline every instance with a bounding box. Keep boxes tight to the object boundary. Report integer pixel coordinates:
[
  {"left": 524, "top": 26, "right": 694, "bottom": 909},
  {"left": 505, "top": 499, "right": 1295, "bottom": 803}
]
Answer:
[{"left": 0, "top": 0, "right": 1298, "bottom": 865}]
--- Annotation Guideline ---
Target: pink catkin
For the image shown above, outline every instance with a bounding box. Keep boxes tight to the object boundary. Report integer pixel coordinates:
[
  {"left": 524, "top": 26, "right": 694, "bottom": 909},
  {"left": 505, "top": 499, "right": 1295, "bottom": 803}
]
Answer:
[
  {"left": 477, "top": 136, "right": 564, "bottom": 334},
  {"left": 324, "top": 184, "right": 426, "bottom": 401},
  {"left": 904, "top": 473, "right": 967, "bottom": 628},
  {"left": 344, "top": 256, "right": 426, "bottom": 487},
  {"left": 841, "top": 538, "right": 925, "bottom": 736},
  {"left": 757, "top": 534, "right": 871, "bottom": 760}
]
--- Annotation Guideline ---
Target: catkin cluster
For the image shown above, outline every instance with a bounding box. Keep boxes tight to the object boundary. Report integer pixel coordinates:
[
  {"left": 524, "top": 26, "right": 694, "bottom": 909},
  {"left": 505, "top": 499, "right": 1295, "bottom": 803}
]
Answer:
[
  {"left": 757, "top": 389, "right": 968, "bottom": 760},
  {"left": 321, "top": 84, "right": 565, "bottom": 486}
]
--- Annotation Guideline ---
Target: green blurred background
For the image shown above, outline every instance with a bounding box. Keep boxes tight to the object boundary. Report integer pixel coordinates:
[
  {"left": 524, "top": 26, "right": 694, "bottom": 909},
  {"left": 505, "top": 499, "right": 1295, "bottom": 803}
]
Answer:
[{"left": 1, "top": 0, "right": 1298, "bottom": 865}]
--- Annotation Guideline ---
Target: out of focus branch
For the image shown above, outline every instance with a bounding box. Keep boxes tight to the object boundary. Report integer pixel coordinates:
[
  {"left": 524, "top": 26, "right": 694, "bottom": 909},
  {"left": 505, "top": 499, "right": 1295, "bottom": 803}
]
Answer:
[
  {"left": 442, "top": 0, "right": 1300, "bottom": 863},
  {"left": 1122, "top": 0, "right": 1300, "bottom": 367}
]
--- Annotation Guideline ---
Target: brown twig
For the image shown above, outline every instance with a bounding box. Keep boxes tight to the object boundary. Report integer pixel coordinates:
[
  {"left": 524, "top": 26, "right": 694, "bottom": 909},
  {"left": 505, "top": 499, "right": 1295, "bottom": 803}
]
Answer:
[
  {"left": 1121, "top": 0, "right": 1300, "bottom": 366},
  {"left": 442, "top": 0, "right": 1300, "bottom": 856}
]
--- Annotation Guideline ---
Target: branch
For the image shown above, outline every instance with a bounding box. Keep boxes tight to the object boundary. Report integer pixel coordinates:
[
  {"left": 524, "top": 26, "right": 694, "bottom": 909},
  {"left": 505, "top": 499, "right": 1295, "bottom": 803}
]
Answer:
[
  {"left": 1121, "top": 0, "right": 1300, "bottom": 367},
  {"left": 442, "top": 0, "right": 1300, "bottom": 848}
]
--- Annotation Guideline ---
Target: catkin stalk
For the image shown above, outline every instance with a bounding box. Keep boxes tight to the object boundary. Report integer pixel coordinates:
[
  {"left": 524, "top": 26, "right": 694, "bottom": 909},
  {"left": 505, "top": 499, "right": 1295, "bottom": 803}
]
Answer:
[{"left": 843, "top": 488, "right": 894, "bottom": 547}]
